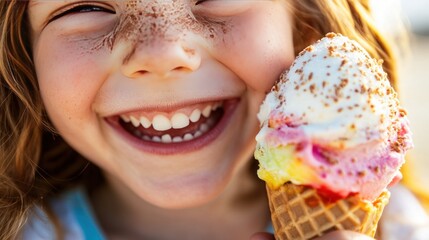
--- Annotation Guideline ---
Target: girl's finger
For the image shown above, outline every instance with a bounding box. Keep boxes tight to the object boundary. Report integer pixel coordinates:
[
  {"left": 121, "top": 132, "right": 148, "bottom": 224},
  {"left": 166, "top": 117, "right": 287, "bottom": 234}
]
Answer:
[{"left": 249, "top": 232, "right": 275, "bottom": 240}]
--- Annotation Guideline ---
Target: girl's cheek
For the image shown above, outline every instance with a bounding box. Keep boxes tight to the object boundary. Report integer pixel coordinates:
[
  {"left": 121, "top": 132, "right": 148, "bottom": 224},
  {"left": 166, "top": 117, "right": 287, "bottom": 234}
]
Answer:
[
  {"left": 34, "top": 32, "right": 110, "bottom": 118},
  {"left": 212, "top": 6, "right": 295, "bottom": 93}
]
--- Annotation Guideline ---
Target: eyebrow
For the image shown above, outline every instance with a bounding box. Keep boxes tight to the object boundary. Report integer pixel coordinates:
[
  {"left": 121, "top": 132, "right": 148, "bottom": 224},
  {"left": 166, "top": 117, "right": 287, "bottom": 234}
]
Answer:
[
  {"left": 29, "top": 0, "right": 115, "bottom": 7},
  {"left": 28, "top": 0, "right": 53, "bottom": 7},
  {"left": 28, "top": 0, "right": 71, "bottom": 7}
]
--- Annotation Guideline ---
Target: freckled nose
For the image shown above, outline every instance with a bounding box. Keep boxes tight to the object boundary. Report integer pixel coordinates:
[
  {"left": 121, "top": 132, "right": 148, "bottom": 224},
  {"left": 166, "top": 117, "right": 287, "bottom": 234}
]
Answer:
[{"left": 121, "top": 40, "right": 201, "bottom": 78}]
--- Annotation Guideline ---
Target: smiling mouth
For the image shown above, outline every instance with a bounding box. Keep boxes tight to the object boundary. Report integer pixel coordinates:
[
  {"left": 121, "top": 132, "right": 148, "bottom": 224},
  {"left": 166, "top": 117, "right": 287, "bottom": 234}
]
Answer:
[
  {"left": 106, "top": 99, "right": 239, "bottom": 154},
  {"left": 118, "top": 101, "right": 225, "bottom": 143}
]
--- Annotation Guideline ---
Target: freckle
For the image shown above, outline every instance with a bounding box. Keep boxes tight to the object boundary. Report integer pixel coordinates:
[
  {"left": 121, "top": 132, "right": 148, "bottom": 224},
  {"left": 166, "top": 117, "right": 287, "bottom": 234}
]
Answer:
[
  {"left": 96, "top": 1, "right": 231, "bottom": 51},
  {"left": 184, "top": 47, "right": 195, "bottom": 56}
]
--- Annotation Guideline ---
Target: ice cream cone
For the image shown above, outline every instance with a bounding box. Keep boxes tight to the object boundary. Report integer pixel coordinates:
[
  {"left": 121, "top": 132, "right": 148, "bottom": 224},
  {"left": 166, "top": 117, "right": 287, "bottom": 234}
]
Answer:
[{"left": 266, "top": 183, "right": 390, "bottom": 240}]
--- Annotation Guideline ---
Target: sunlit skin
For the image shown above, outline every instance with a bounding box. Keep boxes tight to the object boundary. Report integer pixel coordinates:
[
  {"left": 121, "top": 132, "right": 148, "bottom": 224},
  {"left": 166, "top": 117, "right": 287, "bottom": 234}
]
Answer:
[
  {"left": 28, "top": 0, "right": 294, "bottom": 238},
  {"left": 27, "top": 1, "right": 373, "bottom": 239}
]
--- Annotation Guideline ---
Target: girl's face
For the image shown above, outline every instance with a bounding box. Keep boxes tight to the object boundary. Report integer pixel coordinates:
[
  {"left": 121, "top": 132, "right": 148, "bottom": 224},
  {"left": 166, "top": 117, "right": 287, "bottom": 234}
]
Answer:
[{"left": 28, "top": 0, "right": 294, "bottom": 208}]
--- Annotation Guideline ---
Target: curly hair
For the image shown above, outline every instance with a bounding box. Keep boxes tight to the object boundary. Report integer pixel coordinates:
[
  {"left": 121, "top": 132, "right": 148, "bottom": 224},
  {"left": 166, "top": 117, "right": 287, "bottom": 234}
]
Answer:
[
  {"left": 289, "top": 0, "right": 398, "bottom": 88},
  {"left": 0, "top": 1, "right": 43, "bottom": 239},
  {"left": 0, "top": 0, "right": 399, "bottom": 239},
  {"left": 0, "top": 1, "right": 96, "bottom": 239}
]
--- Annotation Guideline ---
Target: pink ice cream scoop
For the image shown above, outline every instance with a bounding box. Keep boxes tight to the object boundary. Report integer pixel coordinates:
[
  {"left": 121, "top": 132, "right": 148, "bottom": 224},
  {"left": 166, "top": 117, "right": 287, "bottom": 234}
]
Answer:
[{"left": 255, "top": 33, "right": 413, "bottom": 201}]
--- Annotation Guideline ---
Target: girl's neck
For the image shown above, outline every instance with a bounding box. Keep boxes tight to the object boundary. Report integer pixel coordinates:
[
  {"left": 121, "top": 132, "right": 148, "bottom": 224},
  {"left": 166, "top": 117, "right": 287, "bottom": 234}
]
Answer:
[{"left": 89, "top": 163, "right": 270, "bottom": 240}]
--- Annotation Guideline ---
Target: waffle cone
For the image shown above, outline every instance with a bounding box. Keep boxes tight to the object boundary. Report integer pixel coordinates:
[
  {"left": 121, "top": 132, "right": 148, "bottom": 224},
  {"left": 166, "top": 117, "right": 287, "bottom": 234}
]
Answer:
[{"left": 267, "top": 183, "right": 390, "bottom": 240}]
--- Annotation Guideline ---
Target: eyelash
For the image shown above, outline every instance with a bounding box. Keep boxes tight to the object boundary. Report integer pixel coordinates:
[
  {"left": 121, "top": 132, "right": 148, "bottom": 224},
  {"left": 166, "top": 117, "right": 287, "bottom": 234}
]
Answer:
[{"left": 49, "top": 3, "right": 116, "bottom": 22}]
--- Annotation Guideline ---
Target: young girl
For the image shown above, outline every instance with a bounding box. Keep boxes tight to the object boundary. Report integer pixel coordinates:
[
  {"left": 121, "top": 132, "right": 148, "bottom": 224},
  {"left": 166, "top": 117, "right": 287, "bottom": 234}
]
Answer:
[{"left": 0, "top": 1, "right": 426, "bottom": 239}]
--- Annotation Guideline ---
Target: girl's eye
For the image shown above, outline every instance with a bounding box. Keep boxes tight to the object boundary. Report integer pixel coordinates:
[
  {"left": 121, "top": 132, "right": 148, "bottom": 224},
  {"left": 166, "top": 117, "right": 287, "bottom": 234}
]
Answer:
[
  {"left": 193, "top": 1, "right": 252, "bottom": 16},
  {"left": 49, "top": 4, "right": 116, "bottom": 22}
]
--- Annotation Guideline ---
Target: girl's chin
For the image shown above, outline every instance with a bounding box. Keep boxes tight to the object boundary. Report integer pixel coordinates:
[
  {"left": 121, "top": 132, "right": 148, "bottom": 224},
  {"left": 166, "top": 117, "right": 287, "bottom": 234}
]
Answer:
[
  {"left": 128, "top": 168, "right": 234, "bottom": 209},
  {"left": 122, "top": 139, "right": 251, "bottom": 209}
]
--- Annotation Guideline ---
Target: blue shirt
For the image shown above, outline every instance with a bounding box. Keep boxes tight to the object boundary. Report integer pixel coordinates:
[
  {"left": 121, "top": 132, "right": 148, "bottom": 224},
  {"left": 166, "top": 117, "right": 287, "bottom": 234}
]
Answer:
[
  {"left": 22, "top": 187, "right": 274, "bottom": 239},
  {"left": 22, "top": 187, "right": 105, "bottom": 240}
]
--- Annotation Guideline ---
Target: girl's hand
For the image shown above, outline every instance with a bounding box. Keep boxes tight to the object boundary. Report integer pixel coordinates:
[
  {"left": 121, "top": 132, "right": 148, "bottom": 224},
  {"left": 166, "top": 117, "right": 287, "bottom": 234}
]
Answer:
[{"left": 250, "top": 230, "right": 374, "bottom": 240}]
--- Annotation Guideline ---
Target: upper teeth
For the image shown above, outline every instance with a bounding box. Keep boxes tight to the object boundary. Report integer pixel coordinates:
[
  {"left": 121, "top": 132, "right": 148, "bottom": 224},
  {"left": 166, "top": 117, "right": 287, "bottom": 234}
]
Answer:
[
  {"left": 152, "top": 115, "right": 171, "bottom": 131},
  {"left": 189, "top": 109, "right": 201, "bottom": 122},
  {"left": 120, "top": 102, "right": 222, "bottom": 131},
  {"left": 140, "top": 116, "right": 151, "bottom": 128},
  {"left": 171, "top": 113, "right": 189, "bottom": 129}
]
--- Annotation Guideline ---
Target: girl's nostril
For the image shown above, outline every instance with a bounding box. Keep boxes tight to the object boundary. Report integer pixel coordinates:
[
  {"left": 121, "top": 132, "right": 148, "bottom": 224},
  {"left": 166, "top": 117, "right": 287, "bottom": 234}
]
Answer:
[{"left": 173, "top": 66, "right": 187, "bottom": 72}]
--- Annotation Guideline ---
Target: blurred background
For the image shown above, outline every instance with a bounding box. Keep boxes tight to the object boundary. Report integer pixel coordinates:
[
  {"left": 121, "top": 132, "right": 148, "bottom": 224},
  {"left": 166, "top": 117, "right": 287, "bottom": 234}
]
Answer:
[
  {"left": 372, "top": 0, "right": 429, "bottom": 208},
  {"left": 398, "top": 0, "right": 429, "bottom": 208}
]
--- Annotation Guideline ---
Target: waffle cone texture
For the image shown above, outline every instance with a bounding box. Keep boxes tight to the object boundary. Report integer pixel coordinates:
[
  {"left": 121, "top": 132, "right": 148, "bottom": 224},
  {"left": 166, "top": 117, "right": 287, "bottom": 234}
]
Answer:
[{"left": 267, "top": 183, "right": 390, "bottom": 240}]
